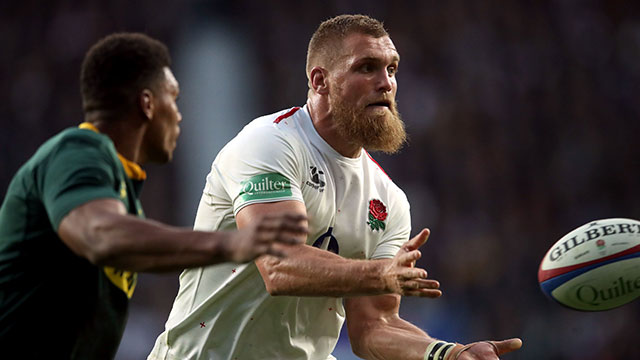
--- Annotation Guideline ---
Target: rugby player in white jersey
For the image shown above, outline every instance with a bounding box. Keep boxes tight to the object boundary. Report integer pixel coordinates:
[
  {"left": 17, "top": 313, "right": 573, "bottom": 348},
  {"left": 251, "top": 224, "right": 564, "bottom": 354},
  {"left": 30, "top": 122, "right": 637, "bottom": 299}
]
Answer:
[{"left": 148, "top": 14, "right": 522, "bottom": 360}]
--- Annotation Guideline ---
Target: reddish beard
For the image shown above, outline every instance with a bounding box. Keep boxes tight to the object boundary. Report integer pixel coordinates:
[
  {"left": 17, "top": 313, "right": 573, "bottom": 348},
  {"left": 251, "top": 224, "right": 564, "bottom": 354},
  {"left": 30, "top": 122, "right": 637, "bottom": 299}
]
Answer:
[{"left": 330, "top": 94, "right": 407, "bottom": 154}]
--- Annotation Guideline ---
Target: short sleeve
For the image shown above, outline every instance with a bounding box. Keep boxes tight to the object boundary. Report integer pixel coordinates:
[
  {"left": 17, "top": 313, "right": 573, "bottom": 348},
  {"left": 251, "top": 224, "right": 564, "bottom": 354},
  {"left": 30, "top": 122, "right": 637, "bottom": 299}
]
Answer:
[
  {"left": 210, "top": 124, "right": 304, "bottom": 215},
  {"left": 40, "top": 134, "right": 121, "bottom": 230},
  {"left": 370, "top": 188, "right": 411, "bottom": 259}
]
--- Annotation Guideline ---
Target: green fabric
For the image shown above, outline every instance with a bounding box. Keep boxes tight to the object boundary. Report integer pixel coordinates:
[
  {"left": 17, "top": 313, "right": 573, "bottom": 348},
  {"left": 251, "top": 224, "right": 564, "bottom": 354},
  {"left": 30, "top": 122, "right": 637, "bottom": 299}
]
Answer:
[{"left": 0, "top": 127, "right": 144, "bottom": 359}]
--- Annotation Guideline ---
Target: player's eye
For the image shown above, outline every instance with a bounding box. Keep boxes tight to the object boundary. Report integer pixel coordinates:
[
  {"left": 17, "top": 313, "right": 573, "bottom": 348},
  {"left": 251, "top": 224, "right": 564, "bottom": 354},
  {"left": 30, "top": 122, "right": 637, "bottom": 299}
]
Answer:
[
  {"left": 359, "top": 63, "right": 373, "bottom": 73},
  {"left": 387, "top": 66, "right": 398, "bottom": 76}
]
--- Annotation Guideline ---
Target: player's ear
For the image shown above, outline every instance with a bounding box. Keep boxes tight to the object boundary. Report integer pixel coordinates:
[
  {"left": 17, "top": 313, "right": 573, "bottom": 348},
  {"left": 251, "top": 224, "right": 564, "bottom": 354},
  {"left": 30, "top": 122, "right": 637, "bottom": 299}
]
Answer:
[
  {"left": 139, "top": 89, "right": 155, "bottom": 121},
  {"left": 310, "top": 67, "right": 329, "bottom": 95}
]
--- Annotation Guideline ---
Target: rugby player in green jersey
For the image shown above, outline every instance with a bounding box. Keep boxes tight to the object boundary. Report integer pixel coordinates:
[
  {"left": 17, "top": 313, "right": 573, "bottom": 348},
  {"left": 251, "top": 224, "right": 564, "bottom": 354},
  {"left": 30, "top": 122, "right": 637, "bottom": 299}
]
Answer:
[{"left": 0, "top": 32, "right": 305, "bottom": 359}]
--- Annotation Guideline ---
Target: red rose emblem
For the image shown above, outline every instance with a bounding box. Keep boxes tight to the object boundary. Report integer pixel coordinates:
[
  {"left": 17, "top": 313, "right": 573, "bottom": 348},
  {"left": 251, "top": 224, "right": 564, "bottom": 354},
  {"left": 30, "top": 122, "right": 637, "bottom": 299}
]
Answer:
[{"left": 369, "top": 199, "right": 387, "bottom": 221}]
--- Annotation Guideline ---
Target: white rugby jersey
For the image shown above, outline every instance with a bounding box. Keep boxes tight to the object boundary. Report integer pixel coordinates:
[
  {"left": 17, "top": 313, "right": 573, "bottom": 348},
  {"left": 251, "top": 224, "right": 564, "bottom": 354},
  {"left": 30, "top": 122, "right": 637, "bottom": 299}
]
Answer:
[{"left": 148, "top": 105, "right": 411, "bottom": 360}]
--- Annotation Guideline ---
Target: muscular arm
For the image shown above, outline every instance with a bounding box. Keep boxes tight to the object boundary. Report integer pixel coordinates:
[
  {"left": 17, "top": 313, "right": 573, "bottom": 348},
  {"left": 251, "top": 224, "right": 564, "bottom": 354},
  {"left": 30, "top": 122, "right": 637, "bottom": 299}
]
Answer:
[
  {"left": 239, "top": 200, "right": 441, "bottom": 297},
  {"left": 58, "top": 198, "right": 305, "bottom": 272},
  {"left": 345, "top": 294, "right": 434, "bottom": 359},
  {"left": 345, "top": 295, "right": 523, "bottom": 360}
]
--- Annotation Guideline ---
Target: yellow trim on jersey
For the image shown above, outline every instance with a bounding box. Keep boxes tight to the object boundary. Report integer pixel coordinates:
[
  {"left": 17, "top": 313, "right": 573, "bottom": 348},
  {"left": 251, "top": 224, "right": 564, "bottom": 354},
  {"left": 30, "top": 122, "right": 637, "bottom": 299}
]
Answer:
[
  {"left": 103, "top": 267, "right": 137, "bottom": 299},
  {"left": 78, "top": 122, "right": 147, "bottom": 180}
]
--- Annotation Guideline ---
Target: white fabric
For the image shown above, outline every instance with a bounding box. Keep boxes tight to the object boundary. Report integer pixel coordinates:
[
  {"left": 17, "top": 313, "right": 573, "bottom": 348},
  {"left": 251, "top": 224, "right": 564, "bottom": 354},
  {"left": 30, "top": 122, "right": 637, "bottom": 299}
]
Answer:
[{"left": 148, "top": 105, "right": 411, "bottom": 360}]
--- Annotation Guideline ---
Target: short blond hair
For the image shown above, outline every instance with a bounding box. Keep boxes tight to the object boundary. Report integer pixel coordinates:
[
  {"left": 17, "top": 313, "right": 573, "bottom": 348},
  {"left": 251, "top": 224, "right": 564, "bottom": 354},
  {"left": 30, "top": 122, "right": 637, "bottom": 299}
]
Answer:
[{"left": 306, "top": 14, "right": 388, "bottom": 80}]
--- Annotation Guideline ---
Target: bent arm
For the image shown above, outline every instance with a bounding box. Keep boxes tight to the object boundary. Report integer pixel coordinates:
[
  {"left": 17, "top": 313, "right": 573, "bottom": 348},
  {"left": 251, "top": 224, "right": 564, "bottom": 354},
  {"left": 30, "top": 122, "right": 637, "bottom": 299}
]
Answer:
[
  {"left": 239, "top": 201, "right": 439, "bottom": 297},
  {"left": 58, "top": 198, "right": 304, "bottom": 272},
  {"left": 257, "top": 243, "right": 392, "bottom": 296},
  {"left": 240, "top": 200, "right": 391, "bottom": 296},
  {"left": 240, "top": 200, "right": 390, "bottom": 296}
]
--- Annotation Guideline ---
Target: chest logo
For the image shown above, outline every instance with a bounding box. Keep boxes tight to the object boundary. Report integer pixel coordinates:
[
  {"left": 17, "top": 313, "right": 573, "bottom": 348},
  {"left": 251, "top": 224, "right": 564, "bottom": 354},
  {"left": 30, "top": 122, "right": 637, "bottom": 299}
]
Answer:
[
  {"left": 367, "top": 199, "right": 387, "bottom": 231},
  {"left": 305, "top": 166, "right": 325, "bottom": 192}
]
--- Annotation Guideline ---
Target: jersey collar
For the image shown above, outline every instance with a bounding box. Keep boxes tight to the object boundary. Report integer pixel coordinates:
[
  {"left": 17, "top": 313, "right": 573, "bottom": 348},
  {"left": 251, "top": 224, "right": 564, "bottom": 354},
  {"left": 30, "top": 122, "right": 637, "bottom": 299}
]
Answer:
[{"left": 79, "top": 122, "right": 147, "bottom": 180}]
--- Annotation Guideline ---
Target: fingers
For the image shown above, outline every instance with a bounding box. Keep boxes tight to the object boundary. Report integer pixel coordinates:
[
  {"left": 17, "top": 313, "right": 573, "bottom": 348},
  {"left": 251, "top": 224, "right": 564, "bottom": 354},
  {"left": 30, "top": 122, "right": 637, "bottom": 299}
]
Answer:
[
  {"left": 454, "top": 339, "right": 522, "bottom": 360},
  {"left": 400, "top": 279, "right": 440, "bottom": 292},
  {"left": 397, "top": 249, "right": 422, "bottom": 266},
  {"left": 264, "top": 246, "right": 286, "bottom": 258},
  {"left": 257, "top": 213, "right": 308, "bottom": 245},
  {"left": 403, "top": 289, "right": 442, "bottom": 298},
  {"left": 274, "top": 237, "right": 304, "bottom": 245},
  {"left": 401, "top": 278, "right": 439, "bottom": 289},
  {"left": 404, "top": 278, "right": 440, "bottom": 288},
  {"left": 398, "top": 267, "right": 428, "bottom": 280},
  {"left": 401, "top": 280, "right": 442, "bottom": 297},
  {"left": 399, "top": 276, "right": 441, "bottom": 298},
  {"left": 492, "top": 338, "right": 523, "bottom": 355},
  {"left": 403, "top": 228, "right": 430, "bottom": 251},
  {"left": 261, "top": 214, "right": 308, "bottom": 233}
]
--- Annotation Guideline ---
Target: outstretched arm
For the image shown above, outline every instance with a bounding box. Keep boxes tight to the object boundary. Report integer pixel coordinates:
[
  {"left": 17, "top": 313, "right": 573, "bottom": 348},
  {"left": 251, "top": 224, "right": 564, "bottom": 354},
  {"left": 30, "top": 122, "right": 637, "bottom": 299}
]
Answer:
[
  {"left": 345, "top": 294, "right": 523, "bottom": 360},
  {"left": 58, "top": 198, "right": 306, "bottom": 272},
  {"left": 239, "top": 200, "right": 441, "bottom": 297},
  {"left": 345, "top": 294, "right": 431, "bottom": 359}
]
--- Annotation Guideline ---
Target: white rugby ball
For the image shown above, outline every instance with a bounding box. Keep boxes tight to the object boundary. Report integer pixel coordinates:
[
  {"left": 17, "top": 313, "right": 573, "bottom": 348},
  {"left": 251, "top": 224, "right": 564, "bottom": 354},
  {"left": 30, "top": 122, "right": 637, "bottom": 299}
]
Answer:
[{"left": 538, "top": 218, "right": 640, "bottom": 311}]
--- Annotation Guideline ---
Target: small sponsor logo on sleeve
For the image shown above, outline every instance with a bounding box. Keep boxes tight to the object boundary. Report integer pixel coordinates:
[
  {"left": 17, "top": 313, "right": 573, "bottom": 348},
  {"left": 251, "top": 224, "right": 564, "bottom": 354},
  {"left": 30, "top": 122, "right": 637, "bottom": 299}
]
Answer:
[{"left": 239, "top": 173, "right": 292, "bottom": 202}]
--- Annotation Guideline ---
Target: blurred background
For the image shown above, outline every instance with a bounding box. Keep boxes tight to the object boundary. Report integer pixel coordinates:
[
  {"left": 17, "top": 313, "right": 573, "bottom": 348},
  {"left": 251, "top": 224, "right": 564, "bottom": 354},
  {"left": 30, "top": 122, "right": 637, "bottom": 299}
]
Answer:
[{"left": 2, "top": 0, "right": 640, "bottom": 359}]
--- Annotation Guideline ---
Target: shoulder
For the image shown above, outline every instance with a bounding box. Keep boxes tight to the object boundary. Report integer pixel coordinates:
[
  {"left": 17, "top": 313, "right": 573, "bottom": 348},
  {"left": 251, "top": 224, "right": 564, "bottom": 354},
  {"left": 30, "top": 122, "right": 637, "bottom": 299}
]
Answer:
[
  {"left": 22, "top": 127, "right": 114, "bottom": 170},
  {"left": 43, "top": 127, "right": 116, "bottom": 158},
  {"left": 224, "top": 107, "right": 306, "bottom": 155},
  {"left": 25, "top": 128, "right": 121, "bottom": 191},
  {"left": 56, "top": 127, "right": 112, "bottom": 146},
  {"left": 363, "top": 152, "right": 411, "bottom": 227},
  {"left": 364, "top": 151, "right": 408, "bottom": 202},
  {"left": 242, "top": 107, "right": 303, "bottom": 137}
]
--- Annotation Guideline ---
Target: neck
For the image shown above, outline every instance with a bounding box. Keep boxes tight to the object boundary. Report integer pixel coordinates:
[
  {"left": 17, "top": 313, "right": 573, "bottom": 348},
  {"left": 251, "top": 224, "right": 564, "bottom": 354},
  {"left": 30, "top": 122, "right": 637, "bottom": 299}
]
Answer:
[
  {"left": 307, "top": 96, "right": 362, "bottom": 158},
  {"left": 85, "top": 113, "right": 146, "bottom": 163}
]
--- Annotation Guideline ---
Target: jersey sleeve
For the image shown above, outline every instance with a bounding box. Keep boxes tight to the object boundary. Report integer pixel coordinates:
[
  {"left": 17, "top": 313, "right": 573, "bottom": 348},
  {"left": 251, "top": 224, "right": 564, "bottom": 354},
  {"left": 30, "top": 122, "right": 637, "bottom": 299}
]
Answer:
[
  {"left": 211, "top": 123, "right": 304, "bottom": 215},
  {"left": 40, "top": 134, "right": 121, "bottom": 231},
  {"left": 370, "top": 188, "right": 411, "bottom": 259}
]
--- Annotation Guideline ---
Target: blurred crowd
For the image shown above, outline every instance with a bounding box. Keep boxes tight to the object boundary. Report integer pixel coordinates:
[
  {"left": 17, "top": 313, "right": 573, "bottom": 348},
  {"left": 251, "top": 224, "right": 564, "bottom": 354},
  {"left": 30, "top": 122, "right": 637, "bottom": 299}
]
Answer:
[{"left": 2, "top": 1, "right": 639, "bottom": 359}]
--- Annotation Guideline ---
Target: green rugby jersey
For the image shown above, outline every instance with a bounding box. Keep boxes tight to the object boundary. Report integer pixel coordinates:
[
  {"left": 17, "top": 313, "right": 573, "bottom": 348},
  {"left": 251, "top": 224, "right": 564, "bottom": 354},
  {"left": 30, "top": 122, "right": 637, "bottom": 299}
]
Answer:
[{"left": 0, "top": 123, "right": 145, "bottom": 359}]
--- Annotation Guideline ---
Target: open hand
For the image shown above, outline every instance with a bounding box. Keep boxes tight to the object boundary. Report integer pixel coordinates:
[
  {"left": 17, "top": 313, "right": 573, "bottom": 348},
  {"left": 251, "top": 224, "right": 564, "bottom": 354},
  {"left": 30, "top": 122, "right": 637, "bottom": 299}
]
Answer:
[
  {"left": 381, "top": 228, "right": 441, "bottom": 297},
  {"left": 450, "top": 338, "right": 523, "bottom": 360}
]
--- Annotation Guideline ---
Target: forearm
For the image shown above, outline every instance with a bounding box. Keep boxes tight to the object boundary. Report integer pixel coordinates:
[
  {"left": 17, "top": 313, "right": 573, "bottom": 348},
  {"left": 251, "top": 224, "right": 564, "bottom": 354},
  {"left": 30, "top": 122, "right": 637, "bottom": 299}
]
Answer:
[
  {"left": 80, "top": 213, "right": 230, "bottom": 272},
  {"left": 256, "top": 244, "right": 390, "bottom": 296},
  {"left": 353, "top": 316, "right": 434, "bottom": 360}
]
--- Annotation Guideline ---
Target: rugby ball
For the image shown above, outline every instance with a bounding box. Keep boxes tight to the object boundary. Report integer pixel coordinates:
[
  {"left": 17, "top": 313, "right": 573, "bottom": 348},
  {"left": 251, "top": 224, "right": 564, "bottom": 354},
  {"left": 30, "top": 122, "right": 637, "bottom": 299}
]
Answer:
[{"left": 538, "top": 218, "right": 640, "bottom": 311}]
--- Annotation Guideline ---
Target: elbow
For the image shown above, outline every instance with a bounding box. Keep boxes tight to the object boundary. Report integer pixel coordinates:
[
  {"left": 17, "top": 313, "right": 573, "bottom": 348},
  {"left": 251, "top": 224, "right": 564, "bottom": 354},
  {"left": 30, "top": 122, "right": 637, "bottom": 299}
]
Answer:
[
  {"left": 81, "top": 220, "right": 121, "bottom": 266},
  {"left": 263, "top": 271, "right": 287, "bottom": 296},
  {"left": 264, "top": 283, "right": 280, "bottom": 296},
  {"left": 257, "top": 259, "right": 288, "bottom": 296},
  {"left": 85, "top": 246, "right": 114, "bottom": 266},
  {"left": 83, "top": 240, "right": 116, "bottom": 266}
]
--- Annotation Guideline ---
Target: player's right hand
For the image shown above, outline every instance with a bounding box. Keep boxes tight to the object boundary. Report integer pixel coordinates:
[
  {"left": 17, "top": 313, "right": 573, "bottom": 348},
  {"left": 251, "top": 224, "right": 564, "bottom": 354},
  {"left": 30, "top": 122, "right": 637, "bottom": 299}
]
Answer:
[
  {"left": 224, "top": 213, "right": 307, "bottom": 263},
  {"left": 381, "top": 228, "right": 442, "bottom": 297},
  {"left": 448, "top": 338, "right": 523, "bottom": 359}
]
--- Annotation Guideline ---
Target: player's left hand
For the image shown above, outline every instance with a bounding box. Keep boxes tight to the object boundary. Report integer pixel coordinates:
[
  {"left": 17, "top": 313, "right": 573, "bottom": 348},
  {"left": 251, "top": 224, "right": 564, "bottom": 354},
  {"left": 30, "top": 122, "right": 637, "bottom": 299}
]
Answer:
[
  {"left": 381, "top": 228, "right": 442, "bottom": 297},
  {"left": 449, "top": 338, "right": 522, "bottom": 360}
]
